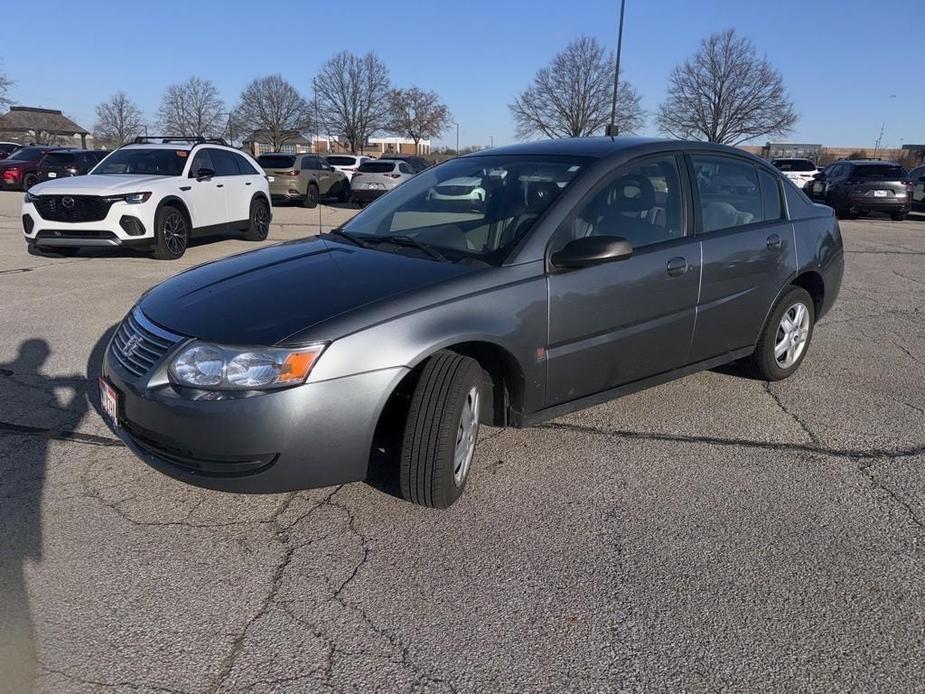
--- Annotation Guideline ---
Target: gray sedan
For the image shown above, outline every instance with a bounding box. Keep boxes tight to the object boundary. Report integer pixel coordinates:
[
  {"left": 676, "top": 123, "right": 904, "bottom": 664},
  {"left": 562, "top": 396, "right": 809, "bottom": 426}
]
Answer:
[{"left": 99, "top": 137, "right": 844, "bottom": 508}]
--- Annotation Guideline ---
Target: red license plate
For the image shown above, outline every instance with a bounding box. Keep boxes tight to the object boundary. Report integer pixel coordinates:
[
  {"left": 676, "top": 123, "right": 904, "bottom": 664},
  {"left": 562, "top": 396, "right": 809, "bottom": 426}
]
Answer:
[{"left": 99, "top": 377, "right": 119, "bottom": 428}]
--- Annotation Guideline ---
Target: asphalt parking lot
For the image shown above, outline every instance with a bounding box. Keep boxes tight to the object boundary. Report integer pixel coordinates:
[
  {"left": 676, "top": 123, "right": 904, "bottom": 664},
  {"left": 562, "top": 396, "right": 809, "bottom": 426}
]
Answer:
[{"left": 1, "top": 189, "right": 923, "bottom": 693}]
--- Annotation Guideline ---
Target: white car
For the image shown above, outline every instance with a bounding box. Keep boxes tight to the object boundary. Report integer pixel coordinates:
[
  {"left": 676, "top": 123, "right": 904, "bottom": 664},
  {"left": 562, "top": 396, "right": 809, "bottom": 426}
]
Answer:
[
  {"left": 909, "top": 165, "right": 925, "bottom": 210},
  {"left": 771, "top": 158, "right": 819, "bottom": 188},
  {"left": 22, "top": 138, "right": 272, "bottom": 260},
  {"left": 324, "top": 154, "right": 373, "bottom": 182},
  {"left": 426, "top": 176, "right": 486, "bottom": 207}
]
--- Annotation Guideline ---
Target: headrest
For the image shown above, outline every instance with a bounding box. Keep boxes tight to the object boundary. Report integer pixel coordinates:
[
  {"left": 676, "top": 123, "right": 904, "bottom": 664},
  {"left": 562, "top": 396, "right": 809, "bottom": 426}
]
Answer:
[{"left": 608, "top": 175, "right": 655, "bottom": 212}]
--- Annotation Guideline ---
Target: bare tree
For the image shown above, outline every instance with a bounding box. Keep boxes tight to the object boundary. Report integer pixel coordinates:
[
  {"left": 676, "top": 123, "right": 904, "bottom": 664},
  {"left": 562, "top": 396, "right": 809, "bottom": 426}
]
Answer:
[
  {"left": 313, "top": 52, "right": 391, "bottom": 154},
  {"left": 656, "top": 29, "right": 797, "bottom": 145},
  {"left": 509, "top": 36, "right": 644, "bottom": 139},
  {"left": 232, "top": 74, "right": 312, "bottom": 151},
  {"left": 388, "top": 87, "right": 450, "bottom": 154},
  {"left": 156, "top": 77, "right": 226, "bottom": 138},
  {"left": 0, "top": 66, "right": 12, "bottom": 110},
  {"left": 93, "top": 91, "right": 145, "bottom": 148}
]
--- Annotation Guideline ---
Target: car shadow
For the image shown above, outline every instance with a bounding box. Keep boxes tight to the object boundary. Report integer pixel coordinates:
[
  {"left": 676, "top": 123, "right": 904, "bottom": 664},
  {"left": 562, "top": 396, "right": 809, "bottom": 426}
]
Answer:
[
  {"left": 26, "top": 233, "right": 258, "bottom": 260},
  {"left": 0, "top": 337, "right": 98, "bottom": 690}
]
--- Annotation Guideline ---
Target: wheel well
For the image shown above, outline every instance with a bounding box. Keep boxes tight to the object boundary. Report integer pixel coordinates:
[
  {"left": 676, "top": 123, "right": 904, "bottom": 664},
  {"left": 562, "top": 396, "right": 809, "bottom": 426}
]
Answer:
[
  {"left": 792, "top": 271, "right": 824, "bottom": 316},
  {"left": 158, "top": 197, "right": 192, "bottom": 229}
]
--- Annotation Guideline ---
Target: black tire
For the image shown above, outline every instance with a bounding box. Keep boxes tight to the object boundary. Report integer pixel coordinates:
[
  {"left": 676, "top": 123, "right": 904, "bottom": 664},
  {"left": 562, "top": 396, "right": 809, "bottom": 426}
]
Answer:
[
  {"left": 302, "top": 183, "right": 320, "bottom": 209},
  {"left": 23, "top": 173, "right": 38, "bottom": 190},
  {"left": 151, "top": 204, "right": 188, "bottom": 260},
  {"left": 337, "top": 180, "right": 351, "bottom": 203},
  {"left": 891, "top": 210, "right": 907, "bottom": 221},
  {"left": 749, "top": 286, "right": 815, "bottom": 381},
  {"left": 244, "top": 198, "right": 270, "bottom": 241},
  {"left": 400, "top": 351, "right": 483, "bottom": 509}
]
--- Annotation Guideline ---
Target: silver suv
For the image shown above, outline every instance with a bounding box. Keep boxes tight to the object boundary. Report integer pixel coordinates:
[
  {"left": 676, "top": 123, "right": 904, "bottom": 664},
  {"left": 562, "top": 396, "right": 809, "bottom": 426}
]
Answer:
[{"left": 350, "top": 159, "right": 416, "bottom": 207}]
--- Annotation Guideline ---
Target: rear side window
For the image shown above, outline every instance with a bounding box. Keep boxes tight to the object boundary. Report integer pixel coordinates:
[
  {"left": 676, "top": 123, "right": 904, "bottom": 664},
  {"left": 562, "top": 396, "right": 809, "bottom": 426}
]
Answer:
[
  {"left": 772, "top": 159, "right": 816, "bottom": 172},
  {"left": 234, "top": 153, "right": 258, "bottom": 175},
  {"left": 301, "top": 156, "right": 321, "bottom": 170},
  {"left": 691, "top": 155, "right": 764, "bottom": 232},
  {"left": 326, "top": 155, "right": 356, "bottom": 166},
  {"left": 359, "top": 161, "right": 397, "bottom": 173},
  {"left": 257, "top": 154, "right": 296, "bottom": 169},
  {"left": 757, "top": 169, "right": 784, "bottom": 221},
  {"left": 210, "top": 149, "right": 240, "bottom": 176},
  {"left": 850, "top": 165, "right": 906, "bottom": 179},
  {"left": 43, "top": 152, "right": 76, "bottom": 165}
]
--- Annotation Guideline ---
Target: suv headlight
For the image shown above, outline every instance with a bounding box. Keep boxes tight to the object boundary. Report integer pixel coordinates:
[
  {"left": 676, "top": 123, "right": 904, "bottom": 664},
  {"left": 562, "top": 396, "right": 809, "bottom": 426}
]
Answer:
[
  {"left": 170, "top": 342, "right": 327, "bottom": 390},
  {"left": 104, "top": 192, "right": 152, "bottom": 204},
  {"left": 24, "top": 190, "right": 37, "bottom": 204}
]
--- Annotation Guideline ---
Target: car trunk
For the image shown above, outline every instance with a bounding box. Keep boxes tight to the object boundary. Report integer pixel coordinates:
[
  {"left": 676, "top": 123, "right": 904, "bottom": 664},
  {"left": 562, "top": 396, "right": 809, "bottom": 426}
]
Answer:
[
  {"left": 354, "top": 162, "right": 402, "bottom": 191},
  {"left": 39, "top": 153, "right": 81, "bottom": 180}
]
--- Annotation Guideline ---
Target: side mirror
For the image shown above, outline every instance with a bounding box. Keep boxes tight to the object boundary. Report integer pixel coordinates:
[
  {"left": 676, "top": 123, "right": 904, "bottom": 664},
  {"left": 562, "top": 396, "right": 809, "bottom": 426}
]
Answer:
[
  {"left": 551, "top": 235, "right": 633, "bottom": 270},
  {"left": 196, "top": 167, "right": 215, "bottom": 181}
]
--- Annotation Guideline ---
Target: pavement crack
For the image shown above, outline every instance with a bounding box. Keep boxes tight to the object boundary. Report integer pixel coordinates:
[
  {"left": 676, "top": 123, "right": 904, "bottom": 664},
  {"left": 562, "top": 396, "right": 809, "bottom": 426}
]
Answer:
[
  {"left": 764, "top": 382, "right": 821, "bottom": 445},
  {"left": 38, "top": 663, "right": 192, "bottom": 693},
  {"left": 858, "top": 458, "right": 925, "bottom": 531}
]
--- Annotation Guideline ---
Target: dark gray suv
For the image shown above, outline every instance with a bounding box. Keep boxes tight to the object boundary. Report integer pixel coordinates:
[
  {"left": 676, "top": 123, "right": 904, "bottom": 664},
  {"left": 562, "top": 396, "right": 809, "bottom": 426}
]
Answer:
[{"left": 99, "top": 137, "right": 844, "bottom": 508}]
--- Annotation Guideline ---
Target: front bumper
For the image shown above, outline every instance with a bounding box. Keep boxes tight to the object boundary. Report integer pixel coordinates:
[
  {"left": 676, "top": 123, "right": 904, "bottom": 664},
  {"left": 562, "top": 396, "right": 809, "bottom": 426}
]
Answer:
[
  {"left": 101, "top": 337, "right": 408, "bottom": 493},
  {"left": 22, "top": 198, "right": 158, "bottom": 247}
]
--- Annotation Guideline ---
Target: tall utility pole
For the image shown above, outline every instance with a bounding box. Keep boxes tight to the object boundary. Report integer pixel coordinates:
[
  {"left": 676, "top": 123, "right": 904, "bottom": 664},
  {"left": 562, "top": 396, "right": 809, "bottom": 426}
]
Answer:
[
  {"left": 607, "top": 0, "right": 627, "bottom": 137},
  {"left": 455, "top": 122, "right": 459, "bottom": 154}
]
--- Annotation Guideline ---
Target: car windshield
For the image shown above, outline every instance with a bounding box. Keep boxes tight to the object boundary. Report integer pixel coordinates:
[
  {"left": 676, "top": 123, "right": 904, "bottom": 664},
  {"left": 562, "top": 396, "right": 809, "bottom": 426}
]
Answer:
[
  {"left": 852, "top": 165, "right": 906, "bottom": 179},
  {"left": 92, "top": 148, "right": 188, "bottom": 176},
  {"left": 340, "top": 155, "right": 589, "bottom": 265},
  {"left": 257, "top": 154, "right": 296, "bottom": 169},
  {"left": 326, "top": 156, "right": 357, "bottom": 166},
  {"left": 773, "top": 159, "right": 816, "bottom": 172},
  {"left": 43, "top": 152, "right": 76, "bottom": 165},
  {"left": 6, "top": 147, "right": 46, "bottom": 162}
]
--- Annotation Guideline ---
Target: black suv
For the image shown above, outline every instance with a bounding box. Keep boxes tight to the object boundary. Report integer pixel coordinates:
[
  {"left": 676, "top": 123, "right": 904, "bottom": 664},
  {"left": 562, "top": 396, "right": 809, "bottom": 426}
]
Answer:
[
  {"left": 377, "top": 154, "right": 430, "bottom": 173},
  {"left": 36, "top": 149, "right": 107, "bottom": 183},
  {"left": 807, "top": 160, "right": 911, "bottom": 220}
]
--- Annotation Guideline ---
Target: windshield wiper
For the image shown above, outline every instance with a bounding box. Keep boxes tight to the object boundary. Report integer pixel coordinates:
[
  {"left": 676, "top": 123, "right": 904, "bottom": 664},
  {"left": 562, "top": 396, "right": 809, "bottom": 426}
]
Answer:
[
  {"left": 377, "top": 234, "right": 450, "bottom": 262},
  {"left": 326, "top": 227, "right": 373, "bottom": 248}
]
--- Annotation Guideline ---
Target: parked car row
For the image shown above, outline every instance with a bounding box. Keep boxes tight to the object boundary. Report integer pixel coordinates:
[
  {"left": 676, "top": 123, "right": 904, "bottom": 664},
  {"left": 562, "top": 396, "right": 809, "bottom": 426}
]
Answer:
[
  {"left": 802, "top": 160, "right": 919, "bottom": 220},
  {"left": 0, "top": 145, "right": 107, "bottom": 190}
]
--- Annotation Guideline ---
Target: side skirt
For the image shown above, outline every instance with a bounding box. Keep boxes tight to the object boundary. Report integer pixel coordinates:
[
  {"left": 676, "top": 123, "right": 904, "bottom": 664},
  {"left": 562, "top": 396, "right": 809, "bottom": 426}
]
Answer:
[{"left": 514, "top": 346, "right": 755, "bottom": 427}]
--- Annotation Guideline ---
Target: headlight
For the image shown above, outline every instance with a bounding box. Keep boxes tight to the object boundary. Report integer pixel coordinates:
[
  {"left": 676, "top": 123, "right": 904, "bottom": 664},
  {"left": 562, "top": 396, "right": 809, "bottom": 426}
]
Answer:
[
  {"left": 24, "top": 190, "right": 36, "bottom": 204},
  {"left": 169, "top": 341, "right": 326, "bottom": 391},
  {"left": 104, "top": 192, "right": 152, "bottom": 204}
]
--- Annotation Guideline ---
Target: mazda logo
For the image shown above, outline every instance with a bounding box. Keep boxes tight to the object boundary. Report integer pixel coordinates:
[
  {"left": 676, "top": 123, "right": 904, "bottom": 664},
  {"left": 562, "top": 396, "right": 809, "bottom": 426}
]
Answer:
[
  {"left": 122, "top": 334, "right": 142, "bottom": 359},
  {"left": 62, "top": 196, "right": 75, "bottom": 209}
]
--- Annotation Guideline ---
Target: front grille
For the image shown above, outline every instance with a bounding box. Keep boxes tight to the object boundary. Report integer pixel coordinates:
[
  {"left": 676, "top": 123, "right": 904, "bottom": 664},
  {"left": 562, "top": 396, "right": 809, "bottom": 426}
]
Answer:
[
  {"left": 436, "top": 186, "right": 473, "bottom": 196},
  {"left": 33, "top": 195, "right": 113, "bottom": 223},
  {"left": 110, "top": 308, "right": 183, "bottom": 378}
]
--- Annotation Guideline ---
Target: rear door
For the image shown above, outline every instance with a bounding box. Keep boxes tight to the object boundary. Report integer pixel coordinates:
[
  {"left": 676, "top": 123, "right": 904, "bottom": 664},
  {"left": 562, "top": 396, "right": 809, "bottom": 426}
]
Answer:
[
  {"left": 211, "top": 148, "right": 248, "bottom": 222},
  {"left": 545, "top": 153, "right": 701, "bottom": 406},
  {"left": 187, "top": 148, "right": 228, "bottom": 230},
  {"left": 233, "top": 152, "right": 264, "bottom": 210},
  {"left": 687, "top": 154, "right": 796, "bottom": 361}
]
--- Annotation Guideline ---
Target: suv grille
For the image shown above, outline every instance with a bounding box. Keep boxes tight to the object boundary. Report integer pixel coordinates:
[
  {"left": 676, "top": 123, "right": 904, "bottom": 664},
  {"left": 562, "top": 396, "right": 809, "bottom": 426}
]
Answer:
[
  {"left": 33, "top": 195, "right": 113, "bottom": 223},
  {"left": 110, "top": 309, "right": 182, "bottom": 378}
]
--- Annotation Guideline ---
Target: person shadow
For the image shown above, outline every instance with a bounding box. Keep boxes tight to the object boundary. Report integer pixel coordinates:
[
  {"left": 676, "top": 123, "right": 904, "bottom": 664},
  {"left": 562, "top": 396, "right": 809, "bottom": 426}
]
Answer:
[{"left": 0, "top": 339, "right": 90, "bottom": 693}]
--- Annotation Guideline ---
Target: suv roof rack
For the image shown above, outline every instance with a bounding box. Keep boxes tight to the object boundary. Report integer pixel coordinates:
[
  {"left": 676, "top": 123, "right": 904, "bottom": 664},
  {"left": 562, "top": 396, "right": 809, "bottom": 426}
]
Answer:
[{"left": 132, "top": 136, "right": 229, "bottom": 146}]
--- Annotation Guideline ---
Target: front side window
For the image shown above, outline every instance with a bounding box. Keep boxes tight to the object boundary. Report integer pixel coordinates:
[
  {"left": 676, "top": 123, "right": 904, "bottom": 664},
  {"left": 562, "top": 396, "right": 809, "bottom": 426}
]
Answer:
[
  {"left": 257, "top": 154, "right": 296, "bottom": 169},
  {"left": 92, "top": 148, "right": 188, "bottom": 176},
  {"left": 557, "top": 155, "right": 685, "bottom": 251},
  {"left": 340, "top": 155, "right": 588, "bottom": 265},
  {"left": 188, "top": 150, "right": 216, "bottom": 177},
  {"left": 692, "top": 155, "right": 764, "bottom": 232}
]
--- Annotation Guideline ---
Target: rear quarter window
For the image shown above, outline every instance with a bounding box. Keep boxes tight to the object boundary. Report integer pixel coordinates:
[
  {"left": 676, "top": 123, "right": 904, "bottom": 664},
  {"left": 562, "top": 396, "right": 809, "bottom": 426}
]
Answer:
[{"left": 257, "top": 155, "right": 296, "bottom": 169}]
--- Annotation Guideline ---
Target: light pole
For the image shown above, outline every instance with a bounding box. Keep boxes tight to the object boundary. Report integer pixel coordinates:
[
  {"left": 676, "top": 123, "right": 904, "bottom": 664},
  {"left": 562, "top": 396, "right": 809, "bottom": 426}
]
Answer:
[
  {"left": 454, "top": 122, "right": 460, "bottom": 155},
  {"left": 607, "top": 0, "right": 627, "bottom": 137}
]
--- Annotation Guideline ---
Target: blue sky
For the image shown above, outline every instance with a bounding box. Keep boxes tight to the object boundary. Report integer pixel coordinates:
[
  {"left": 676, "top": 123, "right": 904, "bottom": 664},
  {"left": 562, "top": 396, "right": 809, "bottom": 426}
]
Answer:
[{"left": 2, "top": 0, "right": 922, "bottom": 149}]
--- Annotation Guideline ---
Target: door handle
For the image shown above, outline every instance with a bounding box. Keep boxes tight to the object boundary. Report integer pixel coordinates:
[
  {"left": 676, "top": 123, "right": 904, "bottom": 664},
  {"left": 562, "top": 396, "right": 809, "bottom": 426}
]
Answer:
[
  {"left": 666, "top": 257, "right": 687, "bottom": 277},
  {"left": 245, "top": 181, "right": 252, "bottom": 186},
  {"left": 216, "top": 184, "right": 224, "bottom": 188},
  {"left": 766, "top": 234, "right": 781, "bottom": 249}
]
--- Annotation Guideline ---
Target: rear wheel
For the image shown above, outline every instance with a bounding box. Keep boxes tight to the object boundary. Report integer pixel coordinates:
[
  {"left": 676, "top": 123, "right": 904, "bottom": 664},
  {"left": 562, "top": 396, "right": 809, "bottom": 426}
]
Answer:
[
  {"left": 400, "top": 351, "right": 483, "bottom": 508},
  {"left": 152, "top": 205, "right": 188, "bottom": 260},
  {"left": 749, "top": 286, "right": 815, "bottom": 381},
  {"left": 302, "top": 183, "right": 319, "bottom": 209},
  {"left": 244, "top": 198, "right": 270, "bottom": 241},
  {"left": 891, "top": 210, "right": 907, "bottom": 221},
  {"left": 23, "top": 173, "right": 38, "bottom": 190},
  {"left": 337, "top": 180, "right": 351, "bottom": 203}
]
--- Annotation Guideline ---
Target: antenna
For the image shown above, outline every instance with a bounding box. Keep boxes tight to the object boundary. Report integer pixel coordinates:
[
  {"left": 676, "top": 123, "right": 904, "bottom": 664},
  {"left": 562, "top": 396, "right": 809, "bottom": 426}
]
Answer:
[{"left": 607, "top": 0, "right": 627, "bottom": 138}]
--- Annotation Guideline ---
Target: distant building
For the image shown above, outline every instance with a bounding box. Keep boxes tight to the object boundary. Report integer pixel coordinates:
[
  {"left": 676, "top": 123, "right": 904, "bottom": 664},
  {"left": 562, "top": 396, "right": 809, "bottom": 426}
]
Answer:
[
  {"left": 243, "top": 132, "right": 431, "bottom": 158},
  {"left": 243, "top": 130, "right": 314, "bottom": 156},
  {"left": 0, "top": 106, "right": 90, "bottom": 147}
]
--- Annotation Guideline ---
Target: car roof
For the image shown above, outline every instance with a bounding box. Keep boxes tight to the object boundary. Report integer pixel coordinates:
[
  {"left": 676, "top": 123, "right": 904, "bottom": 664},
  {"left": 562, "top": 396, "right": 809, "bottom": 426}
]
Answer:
[
  {"left": 462, "top": 136, "right": 755, "bottom": 161},
  {"left": 841, "top": 159, "right": 900, "bottom": 166},
  {"left": 119, "top": 142, "right": 245, "bottom": 155}
]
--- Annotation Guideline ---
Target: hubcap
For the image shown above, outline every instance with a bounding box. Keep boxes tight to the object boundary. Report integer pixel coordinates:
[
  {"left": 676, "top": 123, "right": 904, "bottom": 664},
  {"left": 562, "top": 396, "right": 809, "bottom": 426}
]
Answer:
[
  {"left": 255, "top": 205, "right": 269, "bottom": 235},
  {"left": 774, "top": 302, "right": 810, "bottom": 369},
  {"left": 453, "top": 386, "right": 480, "bottom": 487},
  {"left": 163, "top": 212, "right": 187, "bottom": 256}
]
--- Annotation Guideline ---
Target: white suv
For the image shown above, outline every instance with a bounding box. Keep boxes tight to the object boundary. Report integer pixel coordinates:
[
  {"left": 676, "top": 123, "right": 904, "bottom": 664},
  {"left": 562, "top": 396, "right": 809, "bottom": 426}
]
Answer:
[{"left": 22, "top": 138, "right": 272, "bottom": 260}]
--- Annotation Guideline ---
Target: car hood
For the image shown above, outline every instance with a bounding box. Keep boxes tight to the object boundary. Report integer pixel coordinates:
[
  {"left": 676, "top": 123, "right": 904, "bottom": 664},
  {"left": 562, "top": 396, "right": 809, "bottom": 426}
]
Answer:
[
  {"left": 29, "top": 174, "right": 170, "bottom": 195},
  {"left": 139, "top": 237, "right": 480, "bottom": 345}
]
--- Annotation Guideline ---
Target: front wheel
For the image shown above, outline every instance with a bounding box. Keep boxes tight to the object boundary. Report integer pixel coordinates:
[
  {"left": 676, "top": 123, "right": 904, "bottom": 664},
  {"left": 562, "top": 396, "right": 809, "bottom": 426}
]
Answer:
[
  {"left": 244, "top": 198, "right": 270, "bottom": 241},
  {"left": 749, "top": 286, "right": 815, "bottom": 381},
  {"left": 337, "top": 180, "right": 351, "bottom": 203},
  {"left": 400, "top": 351, "right": 483, "bottom": 508},
  {"left": 152, "top": 205, "right": 188, "bottom": 260}
]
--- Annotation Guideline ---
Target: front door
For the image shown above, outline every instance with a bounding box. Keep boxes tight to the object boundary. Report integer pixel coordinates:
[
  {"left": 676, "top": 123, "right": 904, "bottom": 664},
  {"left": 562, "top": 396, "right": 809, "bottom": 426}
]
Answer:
[
  {"left": 687, "top": 154, "right": 797, "bottom": 361},
  {"left": 187, "top": 149, "right": 228, "bottom": 230},
  {"left": 545, "top": 154, "right": 700, "bottom": 407}
]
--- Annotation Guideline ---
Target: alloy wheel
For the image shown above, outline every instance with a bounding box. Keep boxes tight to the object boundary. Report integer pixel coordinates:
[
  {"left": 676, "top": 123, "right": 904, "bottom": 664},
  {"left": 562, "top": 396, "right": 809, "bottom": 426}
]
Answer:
[
  {"left": 163, "top": 211, "right": 187, "bottom": 257},
  {"left": 255, "top": 204, "right": 269, "bottom": 237},
  {"left": 453, "top": 386, "right": 480, "bottom": 486},
  {"left": 774, "top": 302, "right": 810, "bottom": 369}
]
